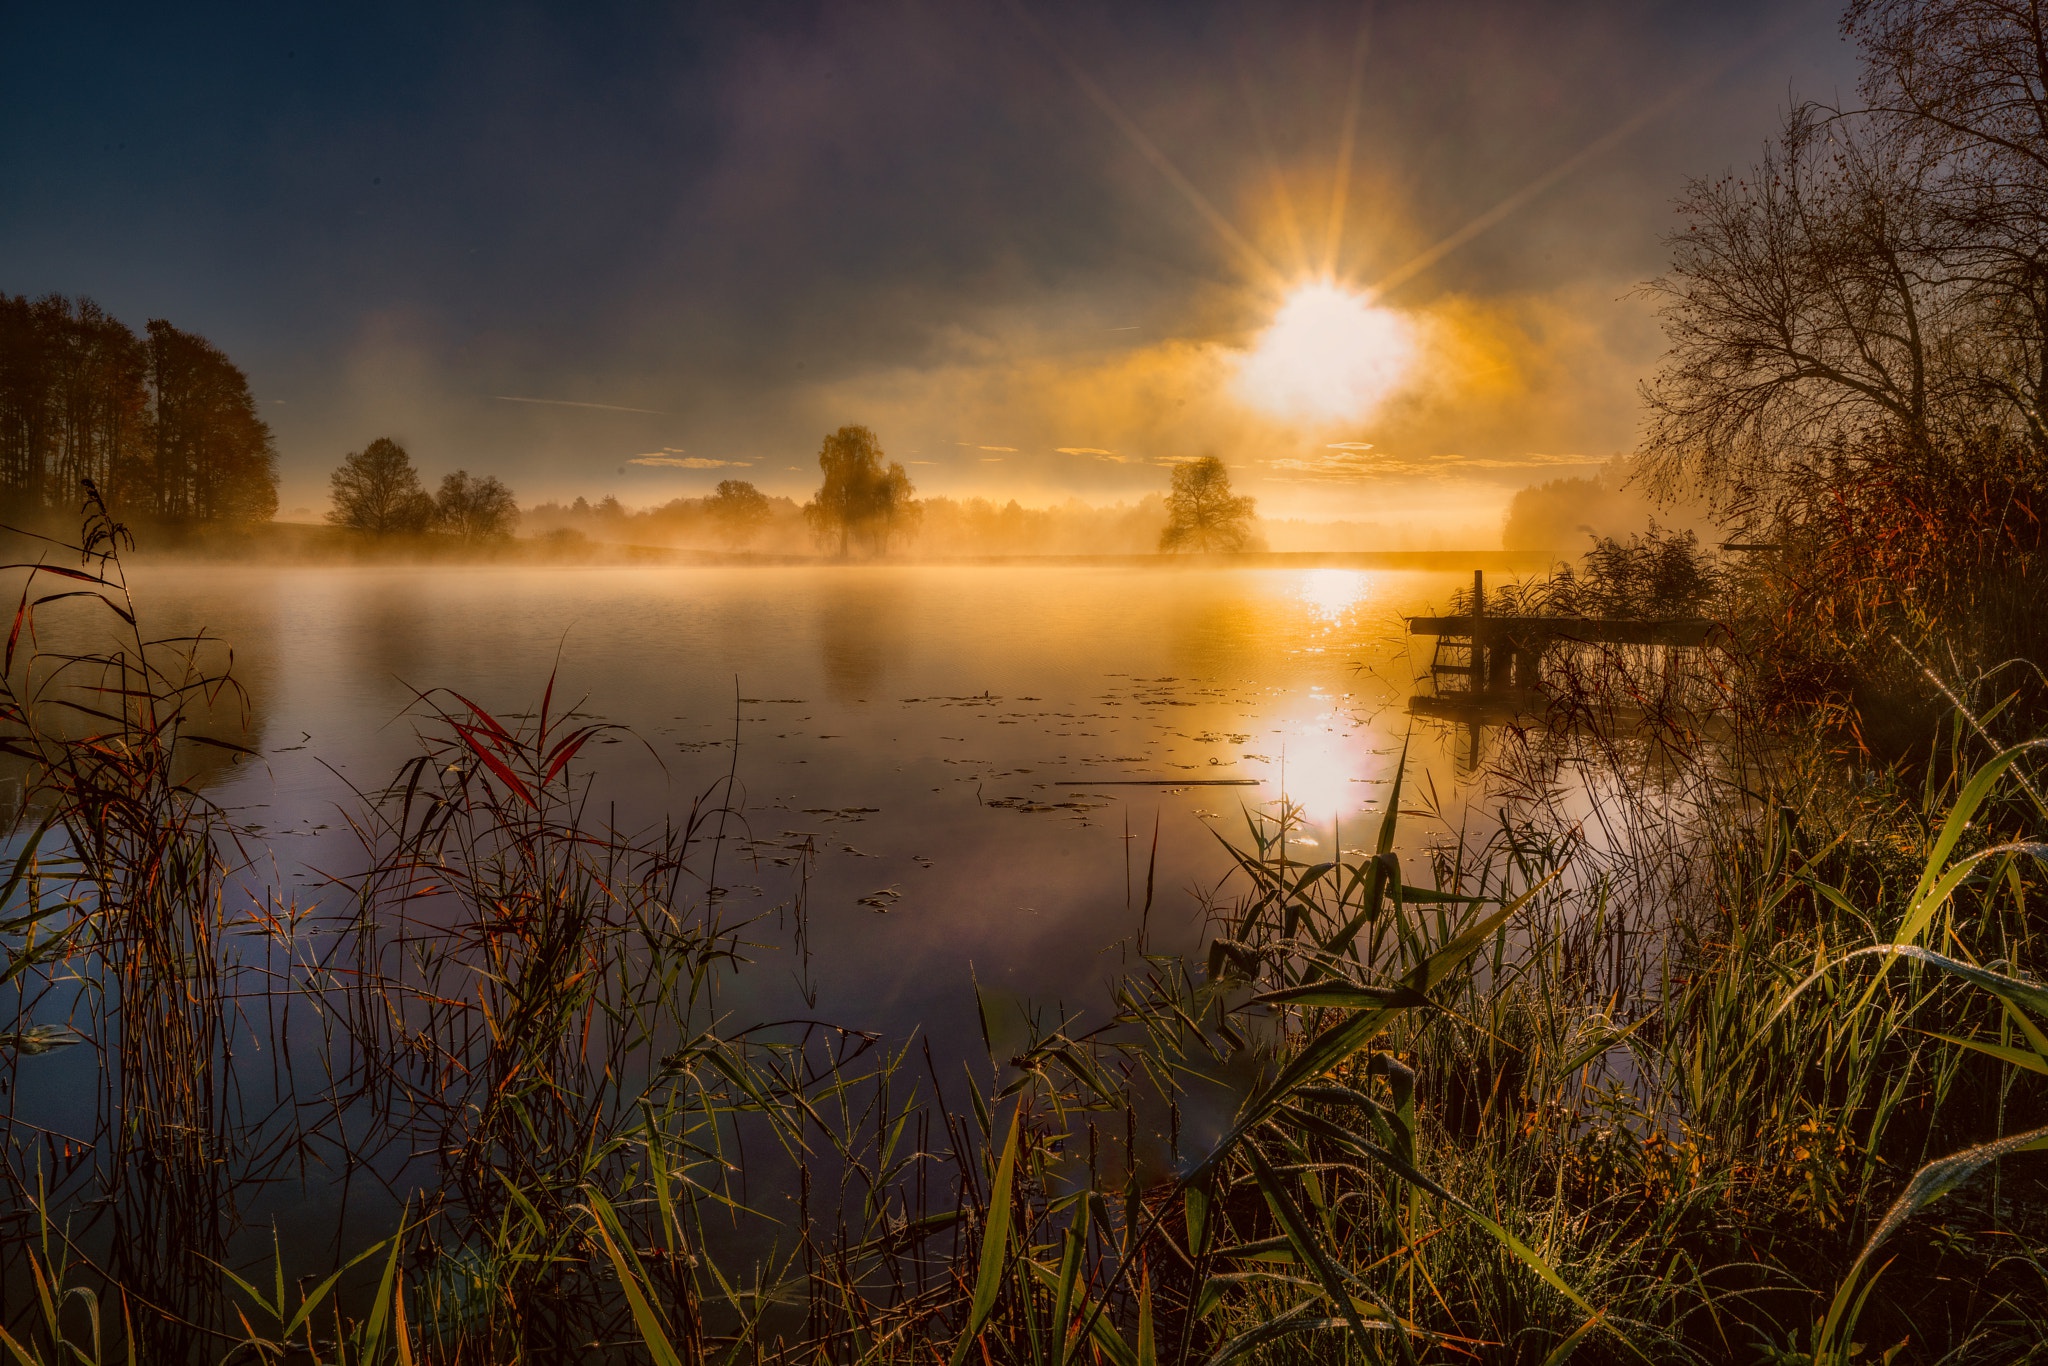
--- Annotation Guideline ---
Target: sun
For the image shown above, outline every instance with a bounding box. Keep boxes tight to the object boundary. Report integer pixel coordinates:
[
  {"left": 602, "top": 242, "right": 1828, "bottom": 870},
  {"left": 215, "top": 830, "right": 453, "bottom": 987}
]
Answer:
[{"left": 1236, "top": 279, "right": 1417, "bottom": 423}]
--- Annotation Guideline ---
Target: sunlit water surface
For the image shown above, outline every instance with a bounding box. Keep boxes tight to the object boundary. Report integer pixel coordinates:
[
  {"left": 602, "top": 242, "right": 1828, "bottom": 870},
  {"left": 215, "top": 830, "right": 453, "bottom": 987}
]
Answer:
[
  {"left": 11, "top": 562, "right": 1516, "bottom": 1261},
  {"left": 124, "top": 562, "right": 1475, "bottom": 1038}
]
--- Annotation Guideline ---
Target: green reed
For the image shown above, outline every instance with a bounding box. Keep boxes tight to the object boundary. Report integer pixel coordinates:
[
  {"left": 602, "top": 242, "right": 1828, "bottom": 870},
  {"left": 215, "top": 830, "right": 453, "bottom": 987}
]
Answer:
[{"left": 0, "top": 501, "right": 2044, "bottom": 1364}]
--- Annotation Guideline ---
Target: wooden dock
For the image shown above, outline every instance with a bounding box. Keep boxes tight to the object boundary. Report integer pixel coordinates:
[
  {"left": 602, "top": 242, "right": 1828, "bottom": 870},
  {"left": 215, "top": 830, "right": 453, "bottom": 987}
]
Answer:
[{"left": 1409, "top": 572, "right": 1723, "bottom": 698}]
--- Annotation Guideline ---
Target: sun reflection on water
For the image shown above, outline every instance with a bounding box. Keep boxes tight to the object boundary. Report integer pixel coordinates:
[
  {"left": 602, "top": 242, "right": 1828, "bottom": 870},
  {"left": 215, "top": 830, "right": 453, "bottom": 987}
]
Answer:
[
  {"left": 1296, "top": 569, "right": 1372, "bottom": 624},
  {"left": 1252, "top": 680, "right": 1372, "bottom": 824}
]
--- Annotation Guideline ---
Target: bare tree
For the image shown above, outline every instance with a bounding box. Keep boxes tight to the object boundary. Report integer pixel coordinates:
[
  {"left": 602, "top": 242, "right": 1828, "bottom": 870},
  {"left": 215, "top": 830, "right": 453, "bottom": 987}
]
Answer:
[
  {"left": 1159, "top": 456, "right": 1256, "bottom": 553},
  {"left": 1640, "top": 117, "right": 1966, "bottom": 520},
  {"left": 1850, "top": 0, "right": 2048, "bottom": 443},
  {"left": 1639, "top": 0, "right": 2048, "bottom": 737},
  {"left": 1643, "top": 3, "right": 2048, "bottom": 525}
]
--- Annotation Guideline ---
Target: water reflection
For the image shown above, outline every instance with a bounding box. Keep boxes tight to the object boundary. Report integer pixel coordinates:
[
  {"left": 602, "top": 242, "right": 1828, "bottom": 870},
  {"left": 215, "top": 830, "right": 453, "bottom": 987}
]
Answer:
[
  {"left": 815, "top": 571, "right": 912, "bottom": 701},
  {"left": 0, "top": 574, "right": 273, "bottom": 797},
  {"left": 1264, "top": 690, "right": 1365, "bottom": 822},
  {"left": 79, "top": 564, "right": 1480, "bottom": 1035},
  {"left": 1296, "top": 568, "right": 1372, "bottom": 624},
  {"left": 1164, "top": 579, "right": 1266, "bottom": 680},
  {"left": 347, "top": 573, "right": 433, "bottom": 685}
]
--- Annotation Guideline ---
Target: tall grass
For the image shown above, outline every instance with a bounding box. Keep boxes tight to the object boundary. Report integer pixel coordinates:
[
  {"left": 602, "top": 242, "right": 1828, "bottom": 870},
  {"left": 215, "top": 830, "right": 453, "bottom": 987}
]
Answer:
[
  {"left": 0, "top": 485, "right": 262, "bottom": 1358},
  {"left": 0, "top": 500, "right": 2042, "bottom": 1363}
]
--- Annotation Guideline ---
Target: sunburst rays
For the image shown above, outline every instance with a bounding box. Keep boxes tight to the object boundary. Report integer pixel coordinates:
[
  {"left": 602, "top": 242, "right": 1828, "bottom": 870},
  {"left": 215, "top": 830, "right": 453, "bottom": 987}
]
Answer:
[{"left": 1017, "top": 0, "right": 1767, "bottom": 312}]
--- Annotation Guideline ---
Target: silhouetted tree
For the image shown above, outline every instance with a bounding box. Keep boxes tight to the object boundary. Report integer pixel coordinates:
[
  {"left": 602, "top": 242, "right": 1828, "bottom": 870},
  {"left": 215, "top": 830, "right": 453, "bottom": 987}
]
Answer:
[
  {"left": 1, "top": 296, "right": 150, "bottom": 511},
  {"left": 803, "top": 425, "right": 917, "bottom": 557},
  {"left": 146, "top": 320, "right": 278, "bottom": 523},
  {"left": 1639, "top": 0, "right": 2048, "bottom": 741},
  {"left": 1159, "top": 456, "right": 1255, "bottom": 553},
  {"left": 0, "top": 295, "right": 277, "bottom": 523},
  {"left": 706, "top": 479, "right": 772, "bottom": 548},
  {"left": 327, "top": 438, "right": 433, "bottom": 533},
  {"left": 433, "top": 470, "right": 518, "bottom": 541}
]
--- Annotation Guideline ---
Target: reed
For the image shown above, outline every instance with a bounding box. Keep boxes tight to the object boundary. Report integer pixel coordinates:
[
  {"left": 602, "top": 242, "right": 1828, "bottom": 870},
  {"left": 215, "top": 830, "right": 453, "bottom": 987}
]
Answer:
[
  {"left": 0, "top": 485, "right": 262, "bottom": 1359},
  {"left": 0, "top": 501, "right": 2041, "bottom": 1364}
]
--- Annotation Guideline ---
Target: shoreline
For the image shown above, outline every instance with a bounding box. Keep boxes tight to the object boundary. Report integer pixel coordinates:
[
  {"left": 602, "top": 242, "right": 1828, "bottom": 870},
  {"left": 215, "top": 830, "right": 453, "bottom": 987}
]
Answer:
[{"left": 106, "top": 522, "right": 1557, "bottom": 572}]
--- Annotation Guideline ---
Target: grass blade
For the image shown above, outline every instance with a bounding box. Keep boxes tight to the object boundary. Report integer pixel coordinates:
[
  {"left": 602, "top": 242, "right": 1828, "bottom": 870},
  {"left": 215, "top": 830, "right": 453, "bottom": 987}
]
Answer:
[{"left": 950, "top": 1105, "right": 1021, "bottom": 1366}]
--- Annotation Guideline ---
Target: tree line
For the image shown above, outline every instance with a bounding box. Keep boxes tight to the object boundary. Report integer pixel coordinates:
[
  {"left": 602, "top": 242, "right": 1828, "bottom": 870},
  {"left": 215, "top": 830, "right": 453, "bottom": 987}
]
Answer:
[
  {"left": 797, "top": 424, "right": 1257, "bottom": 557},
  {"left": 530, "top": 428, "right": 1259, "bottom": 559},
  {"left": 0, "top": 293, "right": 277, "bottom": 524}
]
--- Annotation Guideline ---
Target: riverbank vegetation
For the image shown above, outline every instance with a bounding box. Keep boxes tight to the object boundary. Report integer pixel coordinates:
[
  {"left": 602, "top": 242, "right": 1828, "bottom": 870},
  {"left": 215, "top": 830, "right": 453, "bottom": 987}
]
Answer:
[
  {"left": 0, "top": 493, "right": 2042, "bottom": 1363},
  {"left": 522, "top": 441, "right": 1270, "bottom": 561},
  {"left": 4, "top": 3, "right": 2048, "bottom": 1362}
]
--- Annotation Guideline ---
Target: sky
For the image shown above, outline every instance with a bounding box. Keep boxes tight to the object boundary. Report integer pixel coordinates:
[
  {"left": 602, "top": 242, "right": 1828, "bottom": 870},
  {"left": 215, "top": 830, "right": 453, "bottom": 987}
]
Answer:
[{"left": 0, "top": 1, "right": 1858, "bottom": 532}]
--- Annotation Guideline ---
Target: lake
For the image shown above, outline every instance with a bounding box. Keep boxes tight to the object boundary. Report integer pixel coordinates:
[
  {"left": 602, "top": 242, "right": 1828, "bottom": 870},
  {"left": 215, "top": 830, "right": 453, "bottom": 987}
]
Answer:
[{"left": 120, "top": 561, "right": 1478, "bottom": 1044}]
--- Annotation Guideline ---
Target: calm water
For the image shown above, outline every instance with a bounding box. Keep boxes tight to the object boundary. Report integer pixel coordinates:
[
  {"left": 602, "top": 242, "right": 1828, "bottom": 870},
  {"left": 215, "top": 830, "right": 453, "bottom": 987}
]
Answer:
[{"left": 122, "top": 562, "right": 1475, "bottom": 1041}]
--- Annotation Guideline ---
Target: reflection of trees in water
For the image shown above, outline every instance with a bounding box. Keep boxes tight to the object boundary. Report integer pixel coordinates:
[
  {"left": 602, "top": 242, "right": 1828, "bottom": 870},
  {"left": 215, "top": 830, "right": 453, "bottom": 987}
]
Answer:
[
  {"left": 816, "top": 575, "right": 910, "bottom": 700},
  {"left": 177, "top": 633, "right": 266, "bottom": 790},
  {"left": 349, "top": 576, "right": 431, "bottom": 685},
  {"left": 0, "top": 615, "right": 266, "bottom": 808}
]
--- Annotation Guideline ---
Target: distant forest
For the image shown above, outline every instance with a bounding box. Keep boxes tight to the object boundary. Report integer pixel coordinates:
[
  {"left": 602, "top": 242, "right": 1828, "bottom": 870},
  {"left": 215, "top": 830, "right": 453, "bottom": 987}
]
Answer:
[
  {"left": 524, "top": 491, "right": 1209, "bottom": 556},
  {"left": 0, "top": 294, "right": 277, "bottom": 525},
  {"left": 524, "top": 489, "right": 1499, "bottom": 556},
  {"left": 1500, "top": 457, "right": 1717, "bottom": 552}
]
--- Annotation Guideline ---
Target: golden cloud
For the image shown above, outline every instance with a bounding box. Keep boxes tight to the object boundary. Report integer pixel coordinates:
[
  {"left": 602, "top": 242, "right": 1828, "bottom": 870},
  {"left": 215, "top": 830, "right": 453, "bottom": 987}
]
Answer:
[
  {"left": 630, "top": 454, "right": 752, "bottom": 469},
  {"left": 1262, "top": 447, "right": 1602, "bottom": 483},
  {"left": 799, "top": 278, "right": 1656, "bottom": 528}
]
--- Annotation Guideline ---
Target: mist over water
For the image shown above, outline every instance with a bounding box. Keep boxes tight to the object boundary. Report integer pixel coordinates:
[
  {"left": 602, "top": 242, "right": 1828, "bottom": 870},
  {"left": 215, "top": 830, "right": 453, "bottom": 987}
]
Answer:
[
  {"left": 0, "top": 558, "right": 1514, "bottom": 1289},
  {"left": 124, "top": 562, "right": 1477, "bottom": 1038}
]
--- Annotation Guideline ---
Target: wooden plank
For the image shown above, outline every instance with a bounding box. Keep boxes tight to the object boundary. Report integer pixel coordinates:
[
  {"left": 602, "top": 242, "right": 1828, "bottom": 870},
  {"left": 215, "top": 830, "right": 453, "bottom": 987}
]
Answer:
[
  {"left": 1408, "top": 692, "right": 1544, "bottom": 724},
  {"left": 1407, "top": 615, "right": 1722, "bottom": 647}
]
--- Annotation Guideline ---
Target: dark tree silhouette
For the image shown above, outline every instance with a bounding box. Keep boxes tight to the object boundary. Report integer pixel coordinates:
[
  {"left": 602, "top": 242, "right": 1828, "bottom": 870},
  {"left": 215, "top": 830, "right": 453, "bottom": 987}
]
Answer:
[
  {"left": 803, "top": 425, "right": 917, "bottom": 557},
  {"left": 706, "top": 479, "right": 772, "bottom": 548},
  {"left": 0, "top": 295, "right": 276, "bottom": 524},
  {"left": 434, "top": 470, "right": 519, "bottom": 541},
  {"left": 146, "top": 321, "right": 278, "bottom": 523},
  {"left": 327, "top": 438, "right": 433, "bottom": 534},
  {"left": 1638, "top": 0, "right": 2048, "bottom": 740},
  {"left": 1159, "top": 456, "right": 1255, "bottom": 553},
  {"left": 1641, "top": 2, "right": 2048, "bottom": 520}
]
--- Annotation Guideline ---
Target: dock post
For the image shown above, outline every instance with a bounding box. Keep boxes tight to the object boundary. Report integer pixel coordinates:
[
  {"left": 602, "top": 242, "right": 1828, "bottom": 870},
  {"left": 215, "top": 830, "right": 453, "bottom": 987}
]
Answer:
[{"left": 1472, "top": 570, "right": 1486, "bottom": 692}]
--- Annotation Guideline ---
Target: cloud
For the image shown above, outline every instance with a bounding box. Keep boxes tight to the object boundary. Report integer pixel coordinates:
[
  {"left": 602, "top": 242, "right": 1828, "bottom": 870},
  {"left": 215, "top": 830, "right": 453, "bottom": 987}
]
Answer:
[
  {"left": 796, "top": 280, "right": 1656, "bottom": 525},
  {"left": 629, "top": 454, "right": 752, "bottom": 469},
  {"left": 497, "top": 395, "right": 676, "bottom": 415},
  {"left": 957, "top": 443, "right": 1018, "bottom": 451},
  {"left": 1262, "top": 447, "right": 1602, "bottom": 483},
  {"left": 1444, "top": 452, "right": 1605, "bottom": 470}
]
